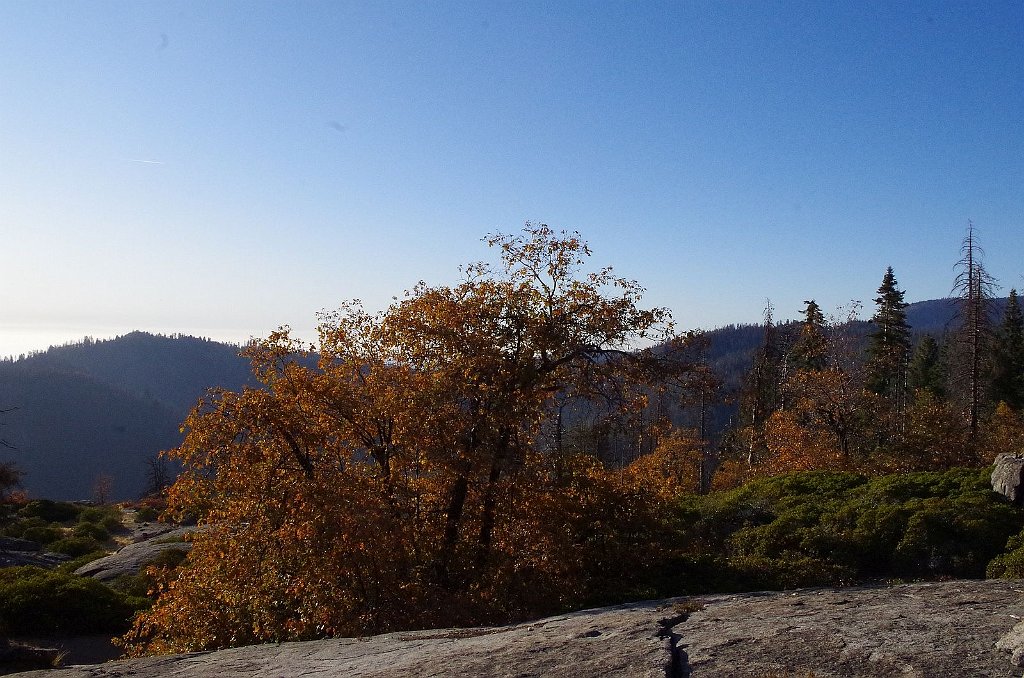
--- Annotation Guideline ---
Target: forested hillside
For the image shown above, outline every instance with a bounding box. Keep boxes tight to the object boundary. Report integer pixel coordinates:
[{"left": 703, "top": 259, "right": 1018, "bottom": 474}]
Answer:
[
  {"left": 0, "top": 299, "right": 1008, "bottom": 501},
  {"left": 0, "top": 333, "right": 252, "bottom": 500}
]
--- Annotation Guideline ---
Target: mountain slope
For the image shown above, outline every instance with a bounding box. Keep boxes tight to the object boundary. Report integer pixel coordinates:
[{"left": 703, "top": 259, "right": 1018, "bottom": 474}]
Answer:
[
  {"left": 0, "top": 297, "right": 1012, "bottom": 500},
  {"left": 0, "top": 333, "right": 253, "bottom": 500}
]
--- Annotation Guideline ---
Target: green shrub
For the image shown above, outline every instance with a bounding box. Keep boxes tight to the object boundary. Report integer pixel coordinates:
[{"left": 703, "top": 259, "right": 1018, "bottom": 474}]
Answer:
[
  {"left": 988, "top": 546, "right": 1024, "bottom": 578},
  {"left": 727, "top": 554, "right": 856, "bottom": 591},
  {"left": 671, "top": 468, "right": 1024, "bottom": 590},
  {"left": 987, "top": 526, "right": 1024, "bottom": 579},
  {"left": 109, "top": 572, "right": 153, "bottom": 598},
  {"left": 21, "top": 526, "right": 63, "bottom": 545},
  {"left": 0, "top": 566, "right": 148, "bottom": 634},
  {"left": 78, "top": 506, "right": 124, "bottom": 530},
  {"left": 135, "top": 506, "right": 159, "bottom": 522},
  {"left": 108, "top": 548, "right": 188, "bottom": 599},
  {"left": 2, "top": 516, "right": 48, "bottom": 538},
  {"left": 145, "top": 548, "right": 188, "bottom": 569},
  {"left": 72, "top": 522, "right": 110, "bottom": 542},
  {"left": 77, "top": 507, "right": 108, "bottom": 523},
  {"left": 101, "top": 514, "right": 125, "bottom": 533},
  {"left": 18, "top": 500, "right": 80, "bottom": 523},
  {"left": 48, "top": 536, "right": 104, "bottom": 557}
]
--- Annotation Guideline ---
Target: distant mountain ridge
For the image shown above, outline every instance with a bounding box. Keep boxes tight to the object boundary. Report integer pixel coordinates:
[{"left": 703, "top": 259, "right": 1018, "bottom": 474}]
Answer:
[
  {"left": 0, "top": 298, "right": 1011, "bottom": 500},
  {"left": 0, "top": 332, "right": 254, "bottom": 500}
]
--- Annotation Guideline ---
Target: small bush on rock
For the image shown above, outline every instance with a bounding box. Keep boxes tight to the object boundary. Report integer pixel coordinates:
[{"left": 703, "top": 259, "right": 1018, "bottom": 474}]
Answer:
[
  {"left": 49, "top": 536, "right": 104, "bottom": 557},
  {"left": 72, "top": 522, "right": 110, "bottom": 542},
  {"left": 20, "top": 526, "right": 63, "bottom": 545}
]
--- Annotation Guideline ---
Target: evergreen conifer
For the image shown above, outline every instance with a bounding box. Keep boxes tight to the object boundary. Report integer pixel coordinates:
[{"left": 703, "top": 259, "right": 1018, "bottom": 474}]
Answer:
[
  {"left": 865, "top": 267, "right": 911, "bottom": 407},
  {"left": 991, "top": 289, "right": 1024, "bottom": 409}
]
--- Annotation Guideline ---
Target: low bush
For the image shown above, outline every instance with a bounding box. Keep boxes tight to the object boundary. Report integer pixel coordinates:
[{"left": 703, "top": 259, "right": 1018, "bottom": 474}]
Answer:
[
  {"left": 2, "top": 516, "right": 48, "bottom": 538},
  {"left": 18, "top": 500, "right": 80, "bottom": 523},
  {"left": 0, "top": 566, "right": 148, "bottom": 634},
  {"left": 109, "top": 572, "right": 152, "bottom": 598},
  {"left": 72, "top": 522, "right": 110, "bottom": 542},
  {"left": 109, "top": 548, "right": 188, "bottom": 599},
  {"left": 78, "top": 506, "right": 124, "bottom": 532},
  {"left": 146, "top": 548, "right": 188, "bottom": 569},
  {"left": 20, "top": 526, "right": 63, "bottom": 545},
  {"left": 663, "top": 468, "right": 1024, "bottom": 593},
  {"left": 49, "top": 536, "right": 105, "bottom": 557}
]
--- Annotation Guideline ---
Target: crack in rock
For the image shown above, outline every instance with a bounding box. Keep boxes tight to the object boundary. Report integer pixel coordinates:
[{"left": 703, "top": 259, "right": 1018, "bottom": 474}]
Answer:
[{"left": 658, "top": 602, "right": 702, "bottom": 678}]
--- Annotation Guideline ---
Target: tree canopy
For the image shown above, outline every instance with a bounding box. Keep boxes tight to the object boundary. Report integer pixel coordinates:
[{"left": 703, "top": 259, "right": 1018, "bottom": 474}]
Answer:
[{"left": 122, "top": 225, "right": 708, "bottom": 654}]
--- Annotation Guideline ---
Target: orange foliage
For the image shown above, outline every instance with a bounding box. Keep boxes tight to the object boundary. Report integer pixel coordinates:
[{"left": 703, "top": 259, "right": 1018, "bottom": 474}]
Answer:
[
  {"left": 762, "top": 409, "right": 847, "bottom": 474},
  {"left": 980, "top": 402, "right": 1024, "bottom": 464},
  {"left": 623, "top": 427, "right": 704, "bottom": 499},
  {"left": 122, "top": 225, "right": 703, "bottom": 654}
]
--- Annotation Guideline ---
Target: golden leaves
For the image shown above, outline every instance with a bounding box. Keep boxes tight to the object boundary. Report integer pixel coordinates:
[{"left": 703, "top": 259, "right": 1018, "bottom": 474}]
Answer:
[{"left": 122, "top": 225, "right": 701, "bottom": 655}]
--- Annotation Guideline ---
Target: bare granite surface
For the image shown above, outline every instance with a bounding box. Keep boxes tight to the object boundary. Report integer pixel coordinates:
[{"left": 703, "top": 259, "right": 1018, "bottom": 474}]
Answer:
[
  {"left": 13, "top": 579, "right": 1024, "bottom": 677},
  {"left": 74, "top": 526, "right": 191, "bottom": 583}
]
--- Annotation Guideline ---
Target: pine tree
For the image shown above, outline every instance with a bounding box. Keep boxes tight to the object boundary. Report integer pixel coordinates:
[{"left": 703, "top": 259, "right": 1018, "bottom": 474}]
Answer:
[
  {"left": 738, "top": 301, "right": 784, "bottom": 465},
  {"left": 865, "top": 267, "right": 911, "bottom": 413},
  {"left": 991, "top": 289, "right": 1024, "bottom": 410},
  {"left": 789, "top": 300, "right": 827, "bottom": 372},
  {"left": 907, "top": 334, "right": 946, "bottom": 400}
]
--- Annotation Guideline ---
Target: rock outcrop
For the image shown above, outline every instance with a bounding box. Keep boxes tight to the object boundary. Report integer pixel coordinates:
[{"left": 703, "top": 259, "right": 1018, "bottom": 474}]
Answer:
[
  {"left": 993, "top": 453, "right": 1024, "bottom": 504},
  {"left": 74, "top": 527, "right": 192, "bottom": 583},
  {"left": 12, "top": 579, "right": 1024, "bottom": 677},
  {"left": 0, "top": 638, "right": 61, "bottom": 674},
  {"left": 0, "top": 537, "right": 70, "bottom": 569}
]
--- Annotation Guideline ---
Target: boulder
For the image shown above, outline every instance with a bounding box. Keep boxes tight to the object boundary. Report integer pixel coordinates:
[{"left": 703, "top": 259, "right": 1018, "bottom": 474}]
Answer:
[{"left": 992, "top": 453, "right": 1024, "bottom": 504}]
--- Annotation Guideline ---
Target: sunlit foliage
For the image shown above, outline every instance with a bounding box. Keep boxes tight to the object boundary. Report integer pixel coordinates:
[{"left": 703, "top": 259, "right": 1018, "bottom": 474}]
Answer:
[{"left": 123, "top": 225, "right": 707, "bottom": 654}]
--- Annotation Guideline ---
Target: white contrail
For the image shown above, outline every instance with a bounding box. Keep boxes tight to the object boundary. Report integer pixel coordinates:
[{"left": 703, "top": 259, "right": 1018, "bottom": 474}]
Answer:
[{"left": 127, "top": 159, "right": 165, "bottom": 165}]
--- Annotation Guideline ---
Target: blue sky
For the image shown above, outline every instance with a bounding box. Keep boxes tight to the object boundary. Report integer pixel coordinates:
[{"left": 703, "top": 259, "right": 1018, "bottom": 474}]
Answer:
[{"left": 2, "top": 1, "right": 1022, "bottom": 357}]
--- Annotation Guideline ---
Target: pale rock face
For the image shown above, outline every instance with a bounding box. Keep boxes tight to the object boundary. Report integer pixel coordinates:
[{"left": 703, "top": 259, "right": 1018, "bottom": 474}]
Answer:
[
  {"left": 10, "top": 579, "right": 1024, "bottom": 677},
  {"left": 74, "top": 526, "right": 192, "bottom": 582},
  {"left": 996, "top": 620, "right": 1024, "bottom": 667},
  {"left": 992, "top": 454, "right": 1024, "bottom": 504}
]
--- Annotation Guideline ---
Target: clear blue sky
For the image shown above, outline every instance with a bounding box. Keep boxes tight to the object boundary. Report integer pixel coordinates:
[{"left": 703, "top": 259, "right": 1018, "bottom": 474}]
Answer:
[{"left": 2, "top": 1, "right": 1022, "bottom": 358}]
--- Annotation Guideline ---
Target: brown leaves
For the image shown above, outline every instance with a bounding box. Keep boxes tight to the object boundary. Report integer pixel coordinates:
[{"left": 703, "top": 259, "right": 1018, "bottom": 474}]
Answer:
[{"left": 122, "top": 225, "right": 700, "bottom": 654}]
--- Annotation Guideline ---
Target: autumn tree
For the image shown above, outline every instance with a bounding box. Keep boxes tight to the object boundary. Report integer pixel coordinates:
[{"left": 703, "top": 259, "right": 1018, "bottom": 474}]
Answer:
[
  {"left": 749, "top": 302, "right": 878, "bottom": 475},
  {"left": 773, "top": 364, "right": 875, "bottom": 463},
  {"left": 123, "top": 225, "right": 706, "bottom": 654},
  {"left": 865, "top": 267, "right": 911, "bottom": 414}
]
